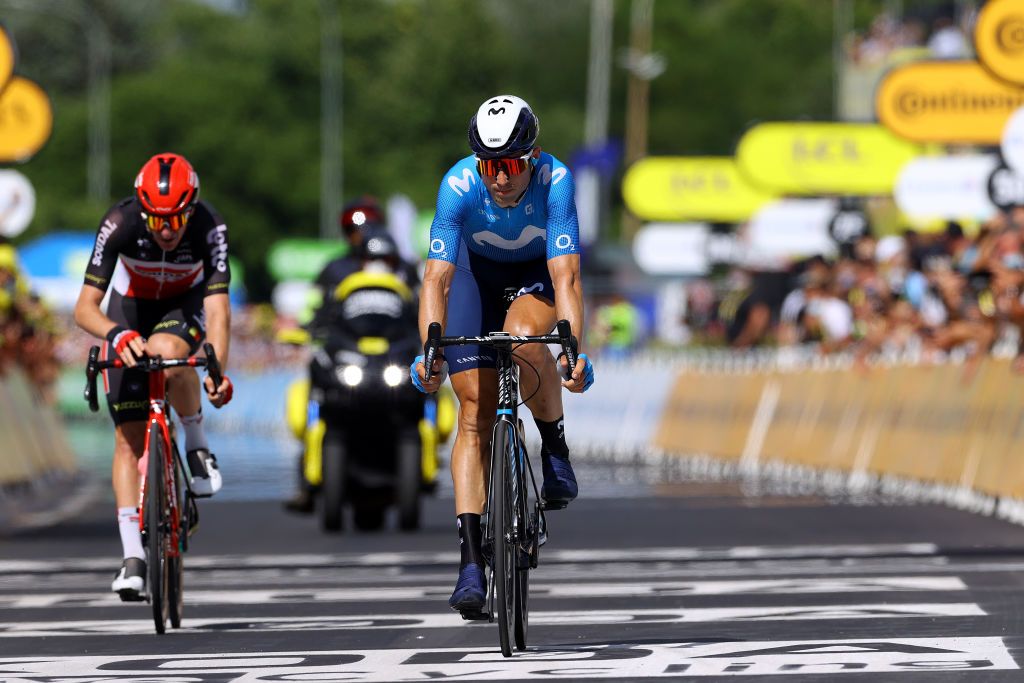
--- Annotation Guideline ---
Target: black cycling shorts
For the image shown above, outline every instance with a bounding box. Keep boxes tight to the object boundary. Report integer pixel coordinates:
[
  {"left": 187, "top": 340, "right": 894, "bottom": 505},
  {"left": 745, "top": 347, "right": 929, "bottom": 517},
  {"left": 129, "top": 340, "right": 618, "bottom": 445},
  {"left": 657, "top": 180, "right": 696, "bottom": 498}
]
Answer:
[
  {"left": 445, "top": 239, "right": 554, "bottom": 374},
  {"left": 102, "top": 288, "right": 206, "bottom": 425}
]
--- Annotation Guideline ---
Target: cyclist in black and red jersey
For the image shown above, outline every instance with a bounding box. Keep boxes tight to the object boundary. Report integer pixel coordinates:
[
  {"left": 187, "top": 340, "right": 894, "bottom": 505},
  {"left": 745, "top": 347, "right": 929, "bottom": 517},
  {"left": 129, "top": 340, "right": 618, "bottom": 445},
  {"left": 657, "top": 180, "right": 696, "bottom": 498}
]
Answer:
[{"left": 73, "top": 152, "right": 234, "bottom": 600}]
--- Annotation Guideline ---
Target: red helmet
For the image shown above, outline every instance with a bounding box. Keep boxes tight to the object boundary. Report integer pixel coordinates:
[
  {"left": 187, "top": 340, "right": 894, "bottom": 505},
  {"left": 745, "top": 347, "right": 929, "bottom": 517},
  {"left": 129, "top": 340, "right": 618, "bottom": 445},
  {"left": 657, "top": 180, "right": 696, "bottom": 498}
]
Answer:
[
  {"left": 134, "top": 153, "right": 200, "bottom": 216},
  {"left": 339, "top": 196, "right": 384, "bottom": 236}
]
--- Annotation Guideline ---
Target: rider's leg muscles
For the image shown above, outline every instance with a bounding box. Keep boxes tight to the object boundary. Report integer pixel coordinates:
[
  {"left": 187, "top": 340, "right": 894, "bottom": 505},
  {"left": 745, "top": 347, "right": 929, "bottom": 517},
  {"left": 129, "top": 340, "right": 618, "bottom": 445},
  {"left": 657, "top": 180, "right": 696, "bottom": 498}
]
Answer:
[
  {"left": 450, "top": 368, "right": 498, "bottom": 515},
  {"left": 113, "top": 421, "right": 146, "bottom": 559}
]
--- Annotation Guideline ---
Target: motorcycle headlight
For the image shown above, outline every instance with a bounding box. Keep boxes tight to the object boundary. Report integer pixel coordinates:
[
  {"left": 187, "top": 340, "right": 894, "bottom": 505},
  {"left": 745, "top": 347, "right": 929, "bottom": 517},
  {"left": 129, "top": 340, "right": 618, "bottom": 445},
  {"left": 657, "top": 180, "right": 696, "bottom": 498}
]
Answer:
[
  {"left": 383, "top": 364, "right": 404, "bottom": 387},
  {"left": 339, "top": 365, "right": 363, "bottom": 387}
]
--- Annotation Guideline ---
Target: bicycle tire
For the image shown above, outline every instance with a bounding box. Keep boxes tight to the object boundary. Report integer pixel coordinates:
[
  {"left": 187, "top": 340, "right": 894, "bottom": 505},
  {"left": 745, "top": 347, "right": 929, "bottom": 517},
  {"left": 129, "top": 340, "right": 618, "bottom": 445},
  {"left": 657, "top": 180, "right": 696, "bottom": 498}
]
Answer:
[
  {"left": 494, "top": 422, "right": 515, "bottom": 658},
  {"left": 168, "top": 447, "right": 185, "bottom": 629},
  {"left": 321, "top": 429, "right": 346, "bottom": 532},
  {"left": 514, "top": 438, "right": 530, "bottom": 650},
  {"left": 146, "top": 425, "right": 169, "bottom": 634}
]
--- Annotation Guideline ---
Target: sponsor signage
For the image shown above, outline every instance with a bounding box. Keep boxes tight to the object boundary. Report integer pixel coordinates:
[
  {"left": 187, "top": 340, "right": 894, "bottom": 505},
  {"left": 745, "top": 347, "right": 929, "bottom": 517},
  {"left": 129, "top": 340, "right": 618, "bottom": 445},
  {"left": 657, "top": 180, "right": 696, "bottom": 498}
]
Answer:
[
  {"left": 0, "top": 76, "right": 52, "bottom": 162},
  {"left": 735, "top": 123, "right": 919, "bottom": 195},
  {"left": 894, "top": 154, "right": 999, "bottom": 220},
  {"left": 1002, "top": 106, "right": 1024, "bottom": 173},
  {"left": 0, "top": 25, "right": 14, "bottom": 90},
  {"left": 266, "top": 238, "right": 348, "bottom": 282},
  {"left": 622, "top": 157, "right": 773, "bottom": 222},
  {"left": 988, "top": 163, "right": 1024, "bottom": 210},
  {"left": 746, "top": 199, "right": 838, "bottom": 260},
  {"left": 975, "top": 0, "right": 1024, "bottom": 87},
  {"left": 0, "top": 169, "right": 34, "bottom": 237},
  {"left": 876, "top": 60, "right": 1024, "bottom": 144},
  {"left": 632, "top": 222, "right": 711, "bottom": 276}
]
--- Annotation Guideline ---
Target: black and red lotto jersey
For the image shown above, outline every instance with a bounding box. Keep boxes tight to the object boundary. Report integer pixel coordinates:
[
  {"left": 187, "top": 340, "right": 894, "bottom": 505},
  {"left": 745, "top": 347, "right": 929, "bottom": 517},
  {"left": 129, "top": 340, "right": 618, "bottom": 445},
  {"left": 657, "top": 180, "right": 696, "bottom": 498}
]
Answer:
[{"left": 84, "top": 197, "right": 230, "bottom": 300}]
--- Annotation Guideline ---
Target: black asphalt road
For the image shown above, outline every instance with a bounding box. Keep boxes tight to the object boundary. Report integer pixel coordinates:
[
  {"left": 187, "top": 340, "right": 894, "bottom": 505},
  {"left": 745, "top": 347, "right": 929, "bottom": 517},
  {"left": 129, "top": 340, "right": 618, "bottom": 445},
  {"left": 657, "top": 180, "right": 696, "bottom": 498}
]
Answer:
[{"left": 3, "top": 488, "right": 1024, "bottom": 681}]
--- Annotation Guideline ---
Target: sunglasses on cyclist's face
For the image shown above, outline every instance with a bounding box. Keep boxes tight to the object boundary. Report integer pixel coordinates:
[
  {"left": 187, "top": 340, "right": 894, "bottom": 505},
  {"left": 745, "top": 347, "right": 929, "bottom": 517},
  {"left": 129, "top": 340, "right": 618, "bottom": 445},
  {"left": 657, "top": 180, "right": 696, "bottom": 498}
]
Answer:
[
  {"left": 142, "top": 207, "right": 193, "bottom": 233},
  {"left": 476, "top": 153, "right": 532, "bottom": 178}
]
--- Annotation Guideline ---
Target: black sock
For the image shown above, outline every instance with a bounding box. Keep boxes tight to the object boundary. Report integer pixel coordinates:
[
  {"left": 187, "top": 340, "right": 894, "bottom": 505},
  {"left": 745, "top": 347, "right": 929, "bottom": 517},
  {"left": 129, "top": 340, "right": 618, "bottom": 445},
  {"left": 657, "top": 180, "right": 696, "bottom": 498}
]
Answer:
[
  {"left": 457, "top": 513, "right": 483, "bottom": 568},
  {"left": 534, "top": 416, "right": 569, "bottom": 457}
]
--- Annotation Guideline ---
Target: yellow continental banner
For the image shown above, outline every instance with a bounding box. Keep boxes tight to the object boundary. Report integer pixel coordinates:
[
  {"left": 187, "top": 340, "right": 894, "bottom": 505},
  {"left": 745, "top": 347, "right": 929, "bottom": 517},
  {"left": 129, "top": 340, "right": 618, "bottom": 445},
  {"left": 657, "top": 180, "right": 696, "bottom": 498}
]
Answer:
[
  {"left": 0, "top": 76, "right": 53, "bottom": 163},
  {"left": 975, "top": 0, "right": 1024, "bottom": 87},
  {"left": 735, "top": 122, "right": 920, "bottom": 195},
  {"left": 0, "top": 25, "right": 15, "bottom": 91},
  {"left": 654, "top": 358, "right": 1024, "bottom": 498},
  {"left": 622, "top": 157, "right": 774, "bottom": 222},
  {"left": 876, "top": 60, "right": 1024, "bottom": 144}
]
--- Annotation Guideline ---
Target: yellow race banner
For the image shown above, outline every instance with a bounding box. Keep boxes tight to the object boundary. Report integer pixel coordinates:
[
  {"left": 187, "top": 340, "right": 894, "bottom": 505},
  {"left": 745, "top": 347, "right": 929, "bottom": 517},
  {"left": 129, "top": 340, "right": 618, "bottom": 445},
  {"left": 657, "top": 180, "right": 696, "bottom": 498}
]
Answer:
[
  {"left": 0, "top": 25, "right": 15, "bottom": 92},
  {"left": 0, "top": 76, "right": 53, "bottom": 163},
  {"left": 876, "top": 60, "right": 1024, "bottom": 144},
  {"left": 735, "top": 122, "right": 920, "bottom": 195},
  {"left": 975, "top": 0, "right": 1024, "bottom": 87},
  {"left": 622, "top": 157, "right": 773, "bottom": 222}
]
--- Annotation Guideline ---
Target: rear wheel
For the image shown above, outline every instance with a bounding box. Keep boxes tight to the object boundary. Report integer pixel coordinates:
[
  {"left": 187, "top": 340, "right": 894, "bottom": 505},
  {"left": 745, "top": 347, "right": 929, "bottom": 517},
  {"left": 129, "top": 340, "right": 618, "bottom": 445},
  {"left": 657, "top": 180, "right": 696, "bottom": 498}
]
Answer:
[
  {"left": 396, "top": 428, "right": 421, "bottom": 531},
  {"left": 514, "top": 439, "right": 530, "bottom": 651},
  {"left": 146, "top": 425, "right": 169, "bottom": 635},
  {"left": 321, "top": 429, "right": 346, "bottom": 532},
  {"left": 493, "top": 422, "right": 516, "bottom": 658}
]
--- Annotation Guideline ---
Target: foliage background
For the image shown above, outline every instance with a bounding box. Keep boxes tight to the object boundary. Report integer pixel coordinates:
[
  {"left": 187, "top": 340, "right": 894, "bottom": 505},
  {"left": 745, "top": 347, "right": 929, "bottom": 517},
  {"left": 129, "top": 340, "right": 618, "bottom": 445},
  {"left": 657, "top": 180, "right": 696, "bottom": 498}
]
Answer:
[{"left": 2, "top": 0, "right": 906, "bottom": 298}]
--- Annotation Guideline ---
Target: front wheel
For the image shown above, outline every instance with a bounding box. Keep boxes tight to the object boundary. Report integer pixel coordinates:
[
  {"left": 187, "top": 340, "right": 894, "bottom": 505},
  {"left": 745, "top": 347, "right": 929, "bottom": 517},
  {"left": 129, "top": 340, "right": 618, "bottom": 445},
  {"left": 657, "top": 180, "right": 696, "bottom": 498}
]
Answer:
[
  {"left": 493, "top": 422, "right": 516, "bottom": 658},
  {"left": 168, "top": 448, "right": 186, "bottom": 629},
  {"left": 146, "top": 425, "right": 169, "bottom": 635},
  {"left": 321, "top": 429, "right": 346, "bottom": 532}
]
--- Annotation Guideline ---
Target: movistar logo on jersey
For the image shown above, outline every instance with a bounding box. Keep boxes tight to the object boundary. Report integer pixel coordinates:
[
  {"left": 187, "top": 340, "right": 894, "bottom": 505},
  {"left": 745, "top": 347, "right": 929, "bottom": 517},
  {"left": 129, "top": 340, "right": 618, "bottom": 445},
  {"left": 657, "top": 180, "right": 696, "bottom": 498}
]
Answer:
[
  {"left": 472, "top": 225, "right": 545, "bottom": 251},
  {"left": 537, "top": 164, "right": 567, "bottom": 186},
  {"left": 447, "top": 168, "right": 476, "bottom": 197}
]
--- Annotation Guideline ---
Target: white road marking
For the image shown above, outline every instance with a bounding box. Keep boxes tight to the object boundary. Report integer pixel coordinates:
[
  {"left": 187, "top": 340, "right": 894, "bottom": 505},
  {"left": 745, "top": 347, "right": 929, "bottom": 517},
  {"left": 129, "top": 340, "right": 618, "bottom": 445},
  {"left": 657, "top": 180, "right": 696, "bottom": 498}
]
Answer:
[
  {"left": 0, "top": 576, "right": 968, "bottom": 609},
  {"left": 0, "top": 543, "right": 939, "bottom": 574},
  {"left": 0, "top": 638, "right": 1014, "bottom": 678},
  {"left": 0, "top": 603, "right": 987, "bottom": 637}
]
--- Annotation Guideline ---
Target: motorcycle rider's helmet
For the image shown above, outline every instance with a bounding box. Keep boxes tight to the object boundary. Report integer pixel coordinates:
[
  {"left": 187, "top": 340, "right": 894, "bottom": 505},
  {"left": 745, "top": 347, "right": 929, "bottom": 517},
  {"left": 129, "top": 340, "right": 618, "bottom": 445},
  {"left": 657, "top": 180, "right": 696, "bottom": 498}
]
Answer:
[
  {"left": 339, "top": 196, "right": 385, "bottom": 240},
  {"left": 358, "top": 226, "right": 400, "bottom": 273},
  {"left": 468, "top": 94, "right": 539, "bottom": 160},
  {"left": 135, "top": 153, "right": 200, "bottom": 232}
]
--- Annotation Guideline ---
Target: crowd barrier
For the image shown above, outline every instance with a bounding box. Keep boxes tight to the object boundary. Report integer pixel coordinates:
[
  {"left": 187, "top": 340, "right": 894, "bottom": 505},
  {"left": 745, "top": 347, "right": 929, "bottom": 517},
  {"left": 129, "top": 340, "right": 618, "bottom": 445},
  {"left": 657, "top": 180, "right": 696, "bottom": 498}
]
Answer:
[
  {"left": 0, "top": 367, "right": 92, "bottom": 533},
  {"left": 650, "top": 351, "right": 1024, "bottom": 524}
]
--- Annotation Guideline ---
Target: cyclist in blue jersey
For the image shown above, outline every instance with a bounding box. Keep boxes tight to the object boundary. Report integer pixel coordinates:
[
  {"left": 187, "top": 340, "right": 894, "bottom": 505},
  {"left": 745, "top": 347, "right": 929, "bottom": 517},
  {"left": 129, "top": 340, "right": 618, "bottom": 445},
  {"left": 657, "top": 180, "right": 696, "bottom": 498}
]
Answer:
[{"left": 412, "top": 94, "right": 595, "bottom": 614}]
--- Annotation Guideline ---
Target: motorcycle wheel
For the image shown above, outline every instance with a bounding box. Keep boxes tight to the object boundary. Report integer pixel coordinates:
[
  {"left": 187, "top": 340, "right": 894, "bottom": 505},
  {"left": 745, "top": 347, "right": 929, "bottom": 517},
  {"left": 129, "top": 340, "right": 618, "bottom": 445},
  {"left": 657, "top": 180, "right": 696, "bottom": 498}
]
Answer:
[
  {"left": 396, "top": 428, "right": 421, "bottom": 531},
  {"left": 321, "top": 429, "right": 346, "bottom": 532}
]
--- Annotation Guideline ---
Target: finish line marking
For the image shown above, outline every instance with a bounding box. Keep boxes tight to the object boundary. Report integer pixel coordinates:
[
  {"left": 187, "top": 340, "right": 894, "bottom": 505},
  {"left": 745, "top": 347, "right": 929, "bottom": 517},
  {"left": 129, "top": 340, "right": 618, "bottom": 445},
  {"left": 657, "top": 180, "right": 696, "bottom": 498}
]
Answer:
[
  {"left": 0, "top": 638, "right": 1014, "bottom": 678},
  {"left": 0, "top": 576, "right": 967, "bottom": 609}
]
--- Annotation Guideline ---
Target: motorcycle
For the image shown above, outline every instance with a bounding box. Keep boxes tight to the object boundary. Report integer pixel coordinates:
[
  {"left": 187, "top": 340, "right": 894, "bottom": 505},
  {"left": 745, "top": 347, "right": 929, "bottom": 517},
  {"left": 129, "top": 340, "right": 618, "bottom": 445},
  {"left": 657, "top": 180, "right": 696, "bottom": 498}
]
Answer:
[{"left": 283, "top": 267, "right": 453, "bottom": 532}]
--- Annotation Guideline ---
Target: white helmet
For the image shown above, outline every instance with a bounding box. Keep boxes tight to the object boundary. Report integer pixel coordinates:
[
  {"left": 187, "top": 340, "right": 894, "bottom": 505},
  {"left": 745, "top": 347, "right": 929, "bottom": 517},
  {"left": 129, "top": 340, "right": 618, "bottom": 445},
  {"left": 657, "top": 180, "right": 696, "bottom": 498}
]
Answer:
[{"left": 467, "top": 94, "right": 540, "bottom": 159}]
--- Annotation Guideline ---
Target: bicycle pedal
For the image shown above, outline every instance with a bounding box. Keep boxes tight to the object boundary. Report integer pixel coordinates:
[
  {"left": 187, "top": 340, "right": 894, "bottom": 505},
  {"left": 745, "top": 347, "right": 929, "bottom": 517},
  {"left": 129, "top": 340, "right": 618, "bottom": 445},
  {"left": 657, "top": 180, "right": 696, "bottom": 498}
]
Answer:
[
  {"left": 541, "top": 500, "right": 568, "bottom": 511},
  {"left": 458, "top": 609, "right": 490, "bottom": 621},
  {"left": 116, "top": 589, "right": 147, "bottom": 603}
]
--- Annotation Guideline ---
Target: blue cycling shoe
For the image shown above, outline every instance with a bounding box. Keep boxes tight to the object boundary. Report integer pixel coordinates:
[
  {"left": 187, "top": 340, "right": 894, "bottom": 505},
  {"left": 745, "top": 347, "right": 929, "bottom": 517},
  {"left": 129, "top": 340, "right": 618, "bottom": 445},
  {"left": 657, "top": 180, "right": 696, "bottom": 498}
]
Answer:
[
  {"left": 541, "top": 450, "right": 578, "bottom": 508},
  {"left": 448, "top": 563, "right": 486, "bottom": 613}
]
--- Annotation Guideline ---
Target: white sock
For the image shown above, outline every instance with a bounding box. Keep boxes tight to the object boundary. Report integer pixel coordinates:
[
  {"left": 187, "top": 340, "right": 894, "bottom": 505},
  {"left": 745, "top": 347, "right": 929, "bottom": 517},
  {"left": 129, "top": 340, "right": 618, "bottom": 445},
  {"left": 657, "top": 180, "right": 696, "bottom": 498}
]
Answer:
[
  {"left": 180, "top": 410, "right": 208, "bottom": 453},
  {"left": 117, "top": 507, "right": 145, "bottom": 561}
]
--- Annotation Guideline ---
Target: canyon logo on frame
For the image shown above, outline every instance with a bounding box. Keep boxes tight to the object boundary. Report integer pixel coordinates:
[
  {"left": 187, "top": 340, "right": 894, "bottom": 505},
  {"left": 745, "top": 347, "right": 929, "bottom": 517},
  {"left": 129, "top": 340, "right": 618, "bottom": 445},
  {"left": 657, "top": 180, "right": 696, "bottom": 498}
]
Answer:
[
  {"left": 975, "top": 0, "right": 1024, "bottom": 87},
  {"left": 735, "top": 122, "right": 920, "bottom": 196},
  {"left": 876, "top": 60, "right": 1024, "bottom": 144}
]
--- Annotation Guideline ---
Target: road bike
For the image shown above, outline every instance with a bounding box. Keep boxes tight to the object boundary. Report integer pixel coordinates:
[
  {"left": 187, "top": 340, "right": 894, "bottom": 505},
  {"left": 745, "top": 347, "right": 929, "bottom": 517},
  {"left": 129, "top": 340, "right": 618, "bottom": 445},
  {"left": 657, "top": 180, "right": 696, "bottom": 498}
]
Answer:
[
  {"left": 84, "top": 342, "right": 223, "bottom": 634},
  {"left": 423, "top": 314, "right": 577, "bottom": 657}
]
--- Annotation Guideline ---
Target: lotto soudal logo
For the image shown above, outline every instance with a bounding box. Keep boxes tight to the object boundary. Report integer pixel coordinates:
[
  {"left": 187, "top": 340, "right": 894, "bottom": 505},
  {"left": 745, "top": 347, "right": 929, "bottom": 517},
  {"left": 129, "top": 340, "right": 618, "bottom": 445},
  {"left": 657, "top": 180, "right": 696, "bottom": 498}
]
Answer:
[
  {"left": 91, "top": 219, "right": 117, "bottom": 266},
  {"left": 207, "top": 224, "right": 229, "bottom": 272}
]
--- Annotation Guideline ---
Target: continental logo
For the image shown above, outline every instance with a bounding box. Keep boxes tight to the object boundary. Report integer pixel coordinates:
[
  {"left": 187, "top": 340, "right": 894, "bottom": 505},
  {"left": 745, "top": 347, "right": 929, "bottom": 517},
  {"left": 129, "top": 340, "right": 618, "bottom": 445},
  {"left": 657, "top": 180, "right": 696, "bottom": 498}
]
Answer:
[
  {"left": 976, "top": 0, "right": 1024, "bottom": 87},
  {"left": 876, "top": 60, "right": 1024, "bottom": 144},
  {"left": 91, "top": 219, "right": 117, "bottom": 267}
]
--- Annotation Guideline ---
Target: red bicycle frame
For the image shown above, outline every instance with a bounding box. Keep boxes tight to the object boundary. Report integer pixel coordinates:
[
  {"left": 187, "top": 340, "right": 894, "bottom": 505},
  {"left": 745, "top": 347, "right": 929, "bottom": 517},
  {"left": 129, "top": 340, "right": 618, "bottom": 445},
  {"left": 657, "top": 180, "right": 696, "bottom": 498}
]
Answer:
[{"left": 137, "top": 366, "right": 181, "bottom": 560}]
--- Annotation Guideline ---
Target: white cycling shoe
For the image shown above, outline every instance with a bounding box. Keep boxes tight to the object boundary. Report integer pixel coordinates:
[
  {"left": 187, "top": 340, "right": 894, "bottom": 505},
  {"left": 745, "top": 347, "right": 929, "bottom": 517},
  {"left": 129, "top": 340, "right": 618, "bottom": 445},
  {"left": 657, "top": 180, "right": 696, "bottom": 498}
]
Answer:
[
  {"left": 187, "top": 449, "right": 222, "bottom": 497},
  {"left": 111, "top": 557, "right": 146, "bottom": 602}
]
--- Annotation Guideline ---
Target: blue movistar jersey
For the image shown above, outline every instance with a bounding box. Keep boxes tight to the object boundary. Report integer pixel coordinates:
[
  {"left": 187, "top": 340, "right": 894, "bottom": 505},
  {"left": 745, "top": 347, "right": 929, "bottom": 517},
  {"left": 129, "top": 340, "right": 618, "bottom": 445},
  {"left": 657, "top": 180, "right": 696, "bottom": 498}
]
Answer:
[{"left": 428, "top": 152, "right": 580, "bottom": 264}]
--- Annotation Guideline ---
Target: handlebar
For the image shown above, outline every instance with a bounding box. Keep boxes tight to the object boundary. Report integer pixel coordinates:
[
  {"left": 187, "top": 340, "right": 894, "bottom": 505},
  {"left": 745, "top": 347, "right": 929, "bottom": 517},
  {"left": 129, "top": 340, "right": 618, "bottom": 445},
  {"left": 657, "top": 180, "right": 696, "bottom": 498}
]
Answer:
[
  {"left": 84, "top": 342, "right": 224, "bottom": 413},
  {"left": 422, "top": 319, "right": 577, "bottom": 382}
]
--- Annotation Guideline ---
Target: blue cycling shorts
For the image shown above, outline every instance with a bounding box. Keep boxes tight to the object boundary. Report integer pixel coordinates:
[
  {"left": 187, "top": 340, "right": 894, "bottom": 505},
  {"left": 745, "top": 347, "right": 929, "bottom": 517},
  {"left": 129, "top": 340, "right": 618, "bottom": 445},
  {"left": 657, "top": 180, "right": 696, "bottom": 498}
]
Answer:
[{"left": 445, "top": 239, "right": 553, "bottom": 375}]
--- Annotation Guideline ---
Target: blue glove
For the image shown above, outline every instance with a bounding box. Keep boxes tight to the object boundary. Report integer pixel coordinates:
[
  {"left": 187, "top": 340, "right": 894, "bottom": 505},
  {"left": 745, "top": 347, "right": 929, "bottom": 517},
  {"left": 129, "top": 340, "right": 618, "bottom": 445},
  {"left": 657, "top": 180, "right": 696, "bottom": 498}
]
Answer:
[
  {"left": 410, "top": 354, "right": 448, "bottom": 393},
  {"left": 578, "top": 353, "right": 595, "bottom": 392}
]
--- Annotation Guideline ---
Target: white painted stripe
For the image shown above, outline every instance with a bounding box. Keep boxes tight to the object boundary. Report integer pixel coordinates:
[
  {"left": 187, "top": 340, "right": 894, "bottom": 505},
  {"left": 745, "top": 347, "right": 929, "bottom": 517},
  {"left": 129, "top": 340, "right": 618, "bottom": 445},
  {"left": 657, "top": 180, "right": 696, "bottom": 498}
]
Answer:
[
  {"left": 0, "top": 639, "right": 1014, "bottom": 677},
  {"left": 0, "top": 543, "right": 940, "bottom": 574},
  {"left": 0, "top": 576, "right": 968, "bottom": 609},
  {"left": 0, "top": 603, "right": 986, "bottom": 638}
]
